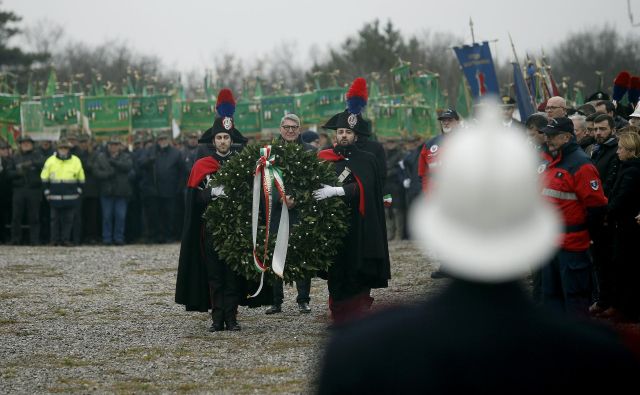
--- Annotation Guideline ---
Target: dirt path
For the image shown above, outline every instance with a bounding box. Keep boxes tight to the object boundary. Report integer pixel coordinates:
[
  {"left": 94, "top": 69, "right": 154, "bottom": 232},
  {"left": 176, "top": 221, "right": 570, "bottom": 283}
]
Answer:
[{"left": 0, "top": 240, "right": 441, "bottom": 394}]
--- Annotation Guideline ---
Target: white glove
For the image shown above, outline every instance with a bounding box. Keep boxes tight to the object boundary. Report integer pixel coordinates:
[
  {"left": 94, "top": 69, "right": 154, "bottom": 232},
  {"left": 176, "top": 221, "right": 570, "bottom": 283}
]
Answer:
[
  {"left": 211, "top": 186, "right": 226, "bottom": 198},
  {"left": 398, "top": 160, "right": 405, "bottom": 170},
  {"left": 313, "top": 184, "right": 345, "bottom": 201},
  {"left": 403, "top": 178, "right": 411, "bottom": 188}
]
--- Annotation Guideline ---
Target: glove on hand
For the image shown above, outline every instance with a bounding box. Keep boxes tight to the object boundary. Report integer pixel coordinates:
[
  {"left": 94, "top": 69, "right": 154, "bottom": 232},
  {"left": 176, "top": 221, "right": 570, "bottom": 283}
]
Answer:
[
  {"left": 312, "top": 184, "right": 345, "bottom": 201},
  {"left": 211, "top": 186, "right": 226, "bottom": 198}
]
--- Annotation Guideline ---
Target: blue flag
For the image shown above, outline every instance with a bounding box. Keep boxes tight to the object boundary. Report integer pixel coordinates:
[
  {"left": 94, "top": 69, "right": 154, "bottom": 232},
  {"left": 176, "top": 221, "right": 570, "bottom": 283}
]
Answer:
[
  {"left": 453, "top": 42, "right": 500, "bottom": 98},
  {"left": 512, "top": 63, "right": 535, "bottom": 121}
]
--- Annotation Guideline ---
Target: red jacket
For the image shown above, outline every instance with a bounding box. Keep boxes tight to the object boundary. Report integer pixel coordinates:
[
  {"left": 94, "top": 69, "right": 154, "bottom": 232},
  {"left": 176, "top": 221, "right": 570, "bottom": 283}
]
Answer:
[
  {"left": 417, "top": 134, "right": 445, "bottom": 191},
  {"left": 540, "top": 142, "right": 607, "bottom": 251}
]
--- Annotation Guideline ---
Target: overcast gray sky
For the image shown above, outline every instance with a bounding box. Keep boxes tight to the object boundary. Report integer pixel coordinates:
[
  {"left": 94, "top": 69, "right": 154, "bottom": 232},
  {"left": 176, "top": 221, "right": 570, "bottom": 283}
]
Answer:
[{"left": 5, "top": 0, "right": 638, "bottom": 72}]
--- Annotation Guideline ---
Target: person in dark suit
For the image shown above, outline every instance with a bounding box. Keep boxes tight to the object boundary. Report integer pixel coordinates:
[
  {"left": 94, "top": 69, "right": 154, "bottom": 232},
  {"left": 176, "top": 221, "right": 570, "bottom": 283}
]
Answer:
[
  {"left": 317, "top": 106, "right": 639, "bottom": 394},
  {"left": 606, "top": 132, "right": 640, "bottom": 321},
  {"left": 500, "top": 95, "right": 525, "bottom": 130}
]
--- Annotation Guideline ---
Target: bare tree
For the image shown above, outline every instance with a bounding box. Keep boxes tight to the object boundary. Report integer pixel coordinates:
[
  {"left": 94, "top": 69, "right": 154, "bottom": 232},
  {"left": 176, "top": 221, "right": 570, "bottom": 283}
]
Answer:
[{"left": 551, "top": 25, "right": 640, "bottom": 97}]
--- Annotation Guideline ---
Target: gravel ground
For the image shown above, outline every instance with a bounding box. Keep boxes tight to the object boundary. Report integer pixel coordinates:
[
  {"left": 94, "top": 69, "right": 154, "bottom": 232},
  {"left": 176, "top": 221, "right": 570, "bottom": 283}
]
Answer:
[{"left": 0, "top": 240, "right": 444, "bottom": 394}]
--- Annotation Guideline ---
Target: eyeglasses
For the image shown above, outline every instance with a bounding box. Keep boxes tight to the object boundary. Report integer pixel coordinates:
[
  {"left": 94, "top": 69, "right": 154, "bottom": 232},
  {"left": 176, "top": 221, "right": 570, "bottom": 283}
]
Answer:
[
  {"left": 586, "top": 127, "right": 596, "bottom": 132},
  {"left": 281, "top": 125, "right": 299, "bottom": 131},
  {"left": 545, "top": 106, "right": 565, "bottom": 111}
]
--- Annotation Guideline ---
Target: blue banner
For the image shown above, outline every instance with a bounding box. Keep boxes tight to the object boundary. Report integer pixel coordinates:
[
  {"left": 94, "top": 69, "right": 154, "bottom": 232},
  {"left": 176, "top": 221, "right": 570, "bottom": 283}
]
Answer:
[
  {"left": 512, "top": 63, "right": 536, "bottom": 121},
  {"left": 453, "top": 42, "right": 500, "bottom": 98}
]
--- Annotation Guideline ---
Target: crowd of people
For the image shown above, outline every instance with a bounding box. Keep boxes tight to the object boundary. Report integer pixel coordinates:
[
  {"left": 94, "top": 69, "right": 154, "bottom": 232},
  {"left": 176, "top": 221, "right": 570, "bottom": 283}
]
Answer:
[{"left": 2, "top": 91, "right": 639, "bottom": 326}]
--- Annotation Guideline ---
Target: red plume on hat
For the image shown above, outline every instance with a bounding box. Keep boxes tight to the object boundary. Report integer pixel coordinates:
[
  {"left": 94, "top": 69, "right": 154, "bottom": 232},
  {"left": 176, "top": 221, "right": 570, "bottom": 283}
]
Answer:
[
  {"left": 215, "top": 88, "right": 236, "bottom": 118},
  {"left": 613, "top": 71, "right": 631, "bottom": 102},
  {"left": 628, "top": 76, "right": 640, "bottom": 106},
  {"left": 346, "top": 77, "right": 368, "bottom": 115}
]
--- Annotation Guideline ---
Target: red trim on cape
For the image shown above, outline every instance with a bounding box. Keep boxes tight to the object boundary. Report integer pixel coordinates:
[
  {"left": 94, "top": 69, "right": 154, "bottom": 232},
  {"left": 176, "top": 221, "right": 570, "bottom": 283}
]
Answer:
[
  {"left": 187, "top": 157, "right": 220, "bottom": 188},
  {"left": 354, "top": 175, "right": 365, "bottom": 216},
  {"left": 317, "top": 149, "right": 365, "bottom": 216},
  {"left": 318, "top": 149, "right": 345, "bottom": 162}
]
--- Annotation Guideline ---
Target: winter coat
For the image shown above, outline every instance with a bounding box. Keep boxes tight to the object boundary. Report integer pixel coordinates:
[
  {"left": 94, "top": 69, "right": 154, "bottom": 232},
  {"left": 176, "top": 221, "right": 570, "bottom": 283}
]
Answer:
[
  {"left": 7, "top": 149, "right": 45, "bottom": 189},
  {"left": 40, "top": 153, "right": 85, "bottom": 208},
  {"left": 591, "top": 137, "right": 619, "bottom": 197},
  {"left": 93, "top": 151, "right": 134, "bottom": 198},
  {"left": 136, "top": 144, "right": 184, "bottom": 198}
]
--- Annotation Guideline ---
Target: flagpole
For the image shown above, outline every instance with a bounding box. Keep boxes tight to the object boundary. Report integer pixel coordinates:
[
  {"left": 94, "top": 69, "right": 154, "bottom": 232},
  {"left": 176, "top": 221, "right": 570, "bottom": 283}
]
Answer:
[
  {"left": 508, "top": 33, "right": 521, "bottom": 68},
  {"left": 469, "top": 18, "right": 476, "bottom": 44}
]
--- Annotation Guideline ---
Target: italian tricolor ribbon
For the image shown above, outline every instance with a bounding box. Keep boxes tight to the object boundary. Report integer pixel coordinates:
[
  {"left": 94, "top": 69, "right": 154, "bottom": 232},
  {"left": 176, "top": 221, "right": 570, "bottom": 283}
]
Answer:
[{"left": 249, "top": 145, "right": 290, "bottom": 297}]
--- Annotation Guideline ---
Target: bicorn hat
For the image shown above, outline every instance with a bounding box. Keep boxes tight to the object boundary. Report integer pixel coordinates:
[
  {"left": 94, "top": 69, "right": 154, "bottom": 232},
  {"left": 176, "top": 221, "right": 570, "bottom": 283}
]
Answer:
[{"left": 322, "top": 77, "right": 371, "bottom": 136}]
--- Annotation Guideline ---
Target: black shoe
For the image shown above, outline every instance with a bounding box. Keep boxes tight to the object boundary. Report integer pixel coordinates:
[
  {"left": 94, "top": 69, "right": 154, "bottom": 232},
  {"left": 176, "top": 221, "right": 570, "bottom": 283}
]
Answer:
[
  {"left": 208, "top": 322, "right": 224, "bottom": 332},
  {"left": 265, "top": 304, "right": 282, "bottom": 315},
  {"left": 298, "top": 302, "right": 311, "bottom": 313},
  {"left": 430, "top": 270, "right": 450, "bottom": 279},
  {"left": 225, "top": 320, "right": 241, "bottom": 331}
]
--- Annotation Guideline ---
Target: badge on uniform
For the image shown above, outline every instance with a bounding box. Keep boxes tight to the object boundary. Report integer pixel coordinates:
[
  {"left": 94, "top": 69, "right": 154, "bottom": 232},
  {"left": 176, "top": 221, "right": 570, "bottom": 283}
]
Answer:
[
  {"left": 338, "top": 167, "right": 353, "bottom": 183},
  {"left": 590, "top": 180, "right": 599, "bottom": 190},
  {"left": 347, "top": 114, "right": 358, "bottom": 129},
  {"left": 223, "top": 117, "right": 233, "bottom": 130},
  {"left": 430, "top": 144, "right": 439, "bottom": 153}
]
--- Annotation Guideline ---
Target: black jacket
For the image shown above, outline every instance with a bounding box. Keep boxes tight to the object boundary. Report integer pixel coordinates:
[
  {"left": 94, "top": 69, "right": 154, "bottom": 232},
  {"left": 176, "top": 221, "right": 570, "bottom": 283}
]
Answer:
[
  {"left": 93, "top": 151, "right": 134, "bottom": 198},
  {"left": 318, "top": 280, "right": 640, "bottom": 394},
  {"left": 175, "top": 151, "right": 271, "bottom": 311},
  {"left": 137, "top": 144, "right": 184, "bottom": 198},
  {"left": 74, "top": 148, "right": 100, "bottom": 198},
  {"left": 321, "top": 145, "right": 391, "bottom": 296},
  {"left": 7, "top": 149, "right": 44, "bottom": 189},
  {"left": 608, "top": 157, "right": 640, "bottom": 228},
  {"left": 591, "top": 137, "right": 619, "bottom": 197},
  {"left": 356, "top": 136, "right": 386, "bottom": 188}
]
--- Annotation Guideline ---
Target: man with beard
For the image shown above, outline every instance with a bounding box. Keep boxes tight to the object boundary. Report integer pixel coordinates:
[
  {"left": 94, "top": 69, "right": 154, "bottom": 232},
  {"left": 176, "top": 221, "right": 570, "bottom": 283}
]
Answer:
[
  {"left": 176, "top": 89, "right": 263, "bottom": 332},
  {"left": 317, "top": 112, "right": 639, "bottom": 395},
  {"left": 417, "top": 108, "right": 462, "bottom": 278},
  {"left": 264, "top": 113, "right": 314, "bottom": 315},
  {"left": 314, "top": 78, "right": 390, "bottom": 324},
  {"left": 588, "top": 113, "right": 620, "bottom": 317},
  {"left": 418, "top": 108, "right": 461, "bottom": 191}
]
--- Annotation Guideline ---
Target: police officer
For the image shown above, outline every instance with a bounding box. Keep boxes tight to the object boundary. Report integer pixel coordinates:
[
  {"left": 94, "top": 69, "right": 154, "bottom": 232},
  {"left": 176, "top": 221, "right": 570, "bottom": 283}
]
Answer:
[
  {"left": 539, "top": 117, "right": 607, "bottom": 316},
  {"left": 500, "top": 96, "right": 524, "bottom": 130}
]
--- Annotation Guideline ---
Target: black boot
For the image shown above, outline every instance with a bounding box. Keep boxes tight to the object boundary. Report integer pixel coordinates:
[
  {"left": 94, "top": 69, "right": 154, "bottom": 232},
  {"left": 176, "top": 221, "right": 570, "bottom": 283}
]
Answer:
[
  {"left": 208, "top": 309, "right": 225, "bottom": 332},
  {"left": 224, "top": 305, "right": 241, "bottom": 331},
  {"left": 208, "top": 283, "right": 225, "bottom": 332}
]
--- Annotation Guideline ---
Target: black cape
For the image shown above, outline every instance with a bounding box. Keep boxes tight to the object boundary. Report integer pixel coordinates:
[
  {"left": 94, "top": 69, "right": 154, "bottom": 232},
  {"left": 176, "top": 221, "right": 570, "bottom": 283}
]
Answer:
[
  {"left": 319, "top": 145, "right": 391, "bottom": 294},
  {"left": 175, "top": 154, "right": 271, "bottom": 311}
]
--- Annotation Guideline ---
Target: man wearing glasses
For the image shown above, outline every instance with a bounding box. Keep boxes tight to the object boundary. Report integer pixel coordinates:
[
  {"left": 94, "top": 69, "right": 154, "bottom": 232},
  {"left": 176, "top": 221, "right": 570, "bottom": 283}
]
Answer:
[
  {"left": 544, "top": 96, "right": 568, "bottom": 119},
  {"left": 264, "top": 114, "right": 315, "bottom": 315}
]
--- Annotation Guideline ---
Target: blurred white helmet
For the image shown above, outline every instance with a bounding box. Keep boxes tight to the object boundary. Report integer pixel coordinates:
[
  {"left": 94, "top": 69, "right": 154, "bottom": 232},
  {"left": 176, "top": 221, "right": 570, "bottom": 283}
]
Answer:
[{"left": 410, "top": 101, "right": 561, "bottom": 282}]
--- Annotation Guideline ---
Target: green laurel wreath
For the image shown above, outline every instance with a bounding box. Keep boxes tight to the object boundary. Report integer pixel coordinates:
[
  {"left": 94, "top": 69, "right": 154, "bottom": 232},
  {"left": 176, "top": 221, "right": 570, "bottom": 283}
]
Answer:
[{"left": 203, "top": 141, "right": 348, "bottom": 284}]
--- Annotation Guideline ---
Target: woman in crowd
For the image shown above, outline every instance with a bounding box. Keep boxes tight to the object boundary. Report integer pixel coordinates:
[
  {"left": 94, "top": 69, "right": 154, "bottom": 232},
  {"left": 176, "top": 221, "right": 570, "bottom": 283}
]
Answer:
[{"left": 607, "top": 132, "right": 640, "bottom": 322}]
